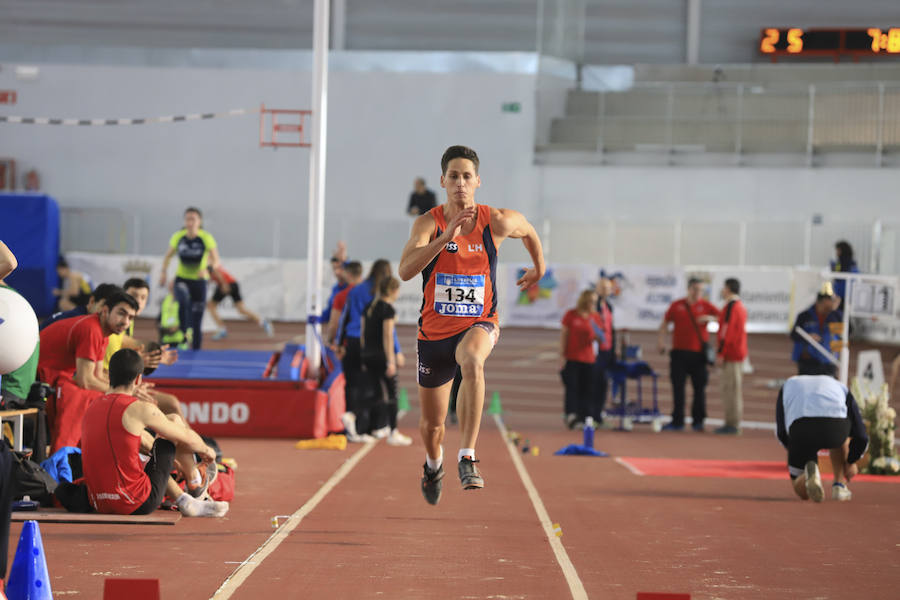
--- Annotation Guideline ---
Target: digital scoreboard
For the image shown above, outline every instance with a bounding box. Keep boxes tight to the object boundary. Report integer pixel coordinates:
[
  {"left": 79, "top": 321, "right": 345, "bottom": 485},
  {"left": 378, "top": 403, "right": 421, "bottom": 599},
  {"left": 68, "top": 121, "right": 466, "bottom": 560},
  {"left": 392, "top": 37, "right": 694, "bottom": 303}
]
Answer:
[{"left": 759, "top": 28, "right": 900, "bottom": 57}]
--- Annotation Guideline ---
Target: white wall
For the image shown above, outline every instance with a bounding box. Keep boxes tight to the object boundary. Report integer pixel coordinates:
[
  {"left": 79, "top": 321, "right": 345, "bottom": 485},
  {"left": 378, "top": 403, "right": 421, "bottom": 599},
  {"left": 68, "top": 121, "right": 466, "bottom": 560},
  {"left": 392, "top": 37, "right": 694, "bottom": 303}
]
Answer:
[
  {"left": 1, "top": 57, "right": 896, "bottom": 271},
  {"left": 0, "top": 60, "right": 538, "bottom": 263}
]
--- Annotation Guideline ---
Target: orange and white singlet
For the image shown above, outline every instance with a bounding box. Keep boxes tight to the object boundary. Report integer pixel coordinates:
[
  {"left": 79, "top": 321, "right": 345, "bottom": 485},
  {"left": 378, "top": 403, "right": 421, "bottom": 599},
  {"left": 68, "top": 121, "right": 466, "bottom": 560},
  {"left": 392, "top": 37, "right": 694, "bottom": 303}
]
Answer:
[{"left": 418, "top": 204, "right": 499, "bottom": 341}]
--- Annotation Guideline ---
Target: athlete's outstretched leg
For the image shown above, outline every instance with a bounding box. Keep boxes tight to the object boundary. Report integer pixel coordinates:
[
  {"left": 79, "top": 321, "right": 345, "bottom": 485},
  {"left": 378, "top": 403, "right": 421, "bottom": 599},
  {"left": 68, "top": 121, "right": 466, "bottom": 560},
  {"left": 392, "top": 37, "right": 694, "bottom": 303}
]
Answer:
[
  {"left": 419, "top": 382, "right": 451, "bottom": 505},
  {"left": 419, "top": 383, "right": 452, "bottom": 462},
  {"left": 454, "top": 326, "right": 496, "bottom": 490}
]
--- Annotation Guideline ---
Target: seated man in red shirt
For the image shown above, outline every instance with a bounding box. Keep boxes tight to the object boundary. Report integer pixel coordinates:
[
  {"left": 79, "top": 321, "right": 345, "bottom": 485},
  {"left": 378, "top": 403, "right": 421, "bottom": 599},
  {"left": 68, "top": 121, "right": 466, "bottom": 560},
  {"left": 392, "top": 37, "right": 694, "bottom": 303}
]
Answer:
[
  {"left": 81, "top": 348, "right": 227, "bottom": 517},
  {"left": 38, "top": 289, "right": 138, "bottom": 452}
]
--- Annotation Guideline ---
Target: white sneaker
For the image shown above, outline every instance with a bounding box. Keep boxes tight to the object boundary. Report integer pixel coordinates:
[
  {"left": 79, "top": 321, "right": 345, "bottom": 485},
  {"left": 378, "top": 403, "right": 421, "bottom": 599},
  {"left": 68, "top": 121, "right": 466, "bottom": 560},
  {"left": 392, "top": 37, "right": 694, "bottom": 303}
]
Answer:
[
  {"left": 386, "top": 430, "right": 413, "bottom": 446},
  {"left": 371, "top": 426, "right": 391, "bottom": 440},
  {"left": 177, "top": 494, "right": 229, "bottom": 517},
  {"left": 832, "top": 482, "right": 852, "bottom": 502},
  {"left": 346, "top": 433, "right": 375, "bottom": 443},
  {"left": 341, "top": 412, "right": 358, "bottom": 438},
  {"left": 804, "top": 461, "right": 824, "bottom": 503}
]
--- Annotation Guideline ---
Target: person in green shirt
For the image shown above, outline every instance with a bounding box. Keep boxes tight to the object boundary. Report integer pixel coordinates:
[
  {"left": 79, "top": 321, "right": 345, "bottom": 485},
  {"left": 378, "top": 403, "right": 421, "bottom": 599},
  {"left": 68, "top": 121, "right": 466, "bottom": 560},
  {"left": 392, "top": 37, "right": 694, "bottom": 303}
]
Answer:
[
  {"left": 159, "top": 207, "right": 220, "bottom": 350},
  {"left": 0, "top": 273, "right": 38, "bottom": 408}
]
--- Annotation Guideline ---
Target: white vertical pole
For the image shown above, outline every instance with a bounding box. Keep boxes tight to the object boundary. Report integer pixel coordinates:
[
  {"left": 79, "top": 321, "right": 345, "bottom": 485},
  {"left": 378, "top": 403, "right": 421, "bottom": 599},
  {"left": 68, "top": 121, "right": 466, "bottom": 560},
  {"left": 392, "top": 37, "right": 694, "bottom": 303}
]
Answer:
[
  {"left": 686, "top": 0, "right": 702, "bottom": 65},
  {"left": 305, "top": 0, "right": 330, "bottom": 377}
]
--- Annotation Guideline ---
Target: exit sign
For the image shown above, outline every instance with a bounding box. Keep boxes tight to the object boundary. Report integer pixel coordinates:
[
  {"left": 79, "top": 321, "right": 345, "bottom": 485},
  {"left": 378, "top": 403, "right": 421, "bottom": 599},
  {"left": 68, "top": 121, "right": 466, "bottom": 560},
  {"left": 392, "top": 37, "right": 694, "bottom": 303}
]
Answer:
[
  {"left": 0, "top": 91, "right": 16, "bottom": 104},
  {"left": 501, "top": 102, "right": 521, "bottom": 113}
]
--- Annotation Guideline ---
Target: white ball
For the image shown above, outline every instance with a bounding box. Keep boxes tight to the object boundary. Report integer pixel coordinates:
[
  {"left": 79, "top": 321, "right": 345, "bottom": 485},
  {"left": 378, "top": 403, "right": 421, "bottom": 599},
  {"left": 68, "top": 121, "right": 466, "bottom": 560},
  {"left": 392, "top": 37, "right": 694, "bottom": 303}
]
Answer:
[{"left": 0, "top": 287, "right": 39, "bottom": 374}]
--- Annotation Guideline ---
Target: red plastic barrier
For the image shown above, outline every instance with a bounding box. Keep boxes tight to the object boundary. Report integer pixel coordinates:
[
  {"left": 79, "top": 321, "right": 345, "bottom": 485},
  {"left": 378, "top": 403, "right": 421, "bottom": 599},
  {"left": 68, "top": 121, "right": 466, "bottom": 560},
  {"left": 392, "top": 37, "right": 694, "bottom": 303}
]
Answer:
[{"left": 152, "top": 378, "right": 328, "bottom": 438}]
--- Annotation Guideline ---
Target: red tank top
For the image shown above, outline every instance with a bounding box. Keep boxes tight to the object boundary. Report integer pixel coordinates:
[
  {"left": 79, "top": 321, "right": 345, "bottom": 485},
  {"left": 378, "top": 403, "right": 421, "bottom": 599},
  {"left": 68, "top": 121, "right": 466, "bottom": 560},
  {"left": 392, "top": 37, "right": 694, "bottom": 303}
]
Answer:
[
  {"left": 418, "top": 204, "right": 499, "bottom": 341},
  {"left": 81, "top": 393, "right": 151, "bottom": 514}
]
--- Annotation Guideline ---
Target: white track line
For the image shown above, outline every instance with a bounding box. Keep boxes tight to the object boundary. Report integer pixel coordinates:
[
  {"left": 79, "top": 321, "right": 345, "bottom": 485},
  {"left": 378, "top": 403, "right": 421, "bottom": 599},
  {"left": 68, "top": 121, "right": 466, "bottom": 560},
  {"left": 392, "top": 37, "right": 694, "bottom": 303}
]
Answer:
[
  {"left": 210, "top": 440, "right": 377, "bottom": 599},
  {"left": 493, "top": 414, "right": 588, "bottom": 600},
  {"left": 614, "top": 457, "right": 645, "bottom": 476}
]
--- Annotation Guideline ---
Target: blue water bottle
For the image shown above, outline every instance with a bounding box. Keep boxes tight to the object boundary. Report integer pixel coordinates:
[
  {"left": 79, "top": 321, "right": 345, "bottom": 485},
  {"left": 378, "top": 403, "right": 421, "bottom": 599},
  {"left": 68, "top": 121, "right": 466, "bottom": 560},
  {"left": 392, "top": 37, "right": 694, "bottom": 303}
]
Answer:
[{"left": 583, "top": 416, "right": 595, "bottom": 449}]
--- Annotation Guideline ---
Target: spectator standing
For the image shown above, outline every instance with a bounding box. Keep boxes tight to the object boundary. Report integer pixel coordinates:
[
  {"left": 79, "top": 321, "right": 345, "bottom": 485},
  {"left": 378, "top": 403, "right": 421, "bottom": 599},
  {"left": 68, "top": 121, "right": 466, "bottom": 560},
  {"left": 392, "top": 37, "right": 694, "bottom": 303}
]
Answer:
[
  {"left": 406, "top": 177, "right": 437, "bottom": 216},
  {"left": 593, "top": 276, "right": 615, "bottom": 425},
  {"left": 361, "top": 276, "right": 413, "bottom": 446},
  {"left": 715, "top": 278, "right": 748, "bottom": 435},
  {"left": 790, "top": 285, "right": 842, "bottom": 377},
  {"left": 830, "top": 240, "right": 859, "bottom": 308},
  {"left": 658, "top": 278, "right": 721, "bottom": 432},
  {"left": 321, "top": 241, "right": 349, "bottom": 326},
  {"left": 336, "top": 259, "right": 402, "bottom": 440},
  {"left": 325, "top": 261, "right": 363, "bottom": 346},
  {"left": 560, "top": 289, "right": 602, "bottom": 428},
  {"left": 159, "top": 207, "right": 221, "bottom": 350}
]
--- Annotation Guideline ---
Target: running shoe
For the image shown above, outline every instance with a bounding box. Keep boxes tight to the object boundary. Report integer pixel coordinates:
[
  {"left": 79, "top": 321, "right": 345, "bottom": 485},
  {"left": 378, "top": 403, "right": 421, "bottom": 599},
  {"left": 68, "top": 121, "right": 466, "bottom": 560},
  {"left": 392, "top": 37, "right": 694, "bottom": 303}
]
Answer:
[
  {"left": 188, "top": 462, "right": 218, "bottom": 499},
  {"left": 421, "top": 463, "right": 444, "bottom": 505},
  {"left": 386, "top": 430, "right": 413, "bottom": 446},
  {"left": 262, "top": 319, "right": 275, "bottom": 337},
  {"left": 692, "top": 422, "right": 705, "bottom": 433},
  {"left": 212, "top": 329, "right": 228, "bottom": 341},
  {"left": 714, "top": 425, "right": 740, "bottom": 435},
  {"left": 370, "top": 426, "right": 391, "bottom": 440},
  {"left": 346, "top": 433, "right": 375, "bottom": 443},
  {"left": 458, "top": 456, "right": 484, "bottom": 490},
  {"left": 341, "top": 412, "right": 358, "bottom": 438},
  {"left": 804, "top": 460, "right": 824, "bottom": 502},
  {"left": 831, "top": 482, "right": 852, "bottom": 502},
  {"left": 661, "top": 422, "right": 685, "bottom": 432}
]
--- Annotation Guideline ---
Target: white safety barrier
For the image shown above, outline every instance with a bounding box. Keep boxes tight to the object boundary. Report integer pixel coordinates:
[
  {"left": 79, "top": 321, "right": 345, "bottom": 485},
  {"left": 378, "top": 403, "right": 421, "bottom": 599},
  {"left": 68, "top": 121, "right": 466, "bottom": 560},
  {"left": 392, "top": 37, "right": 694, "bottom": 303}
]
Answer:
[{"left": 66, "top": 252, "right": 900, "bottom": 343}]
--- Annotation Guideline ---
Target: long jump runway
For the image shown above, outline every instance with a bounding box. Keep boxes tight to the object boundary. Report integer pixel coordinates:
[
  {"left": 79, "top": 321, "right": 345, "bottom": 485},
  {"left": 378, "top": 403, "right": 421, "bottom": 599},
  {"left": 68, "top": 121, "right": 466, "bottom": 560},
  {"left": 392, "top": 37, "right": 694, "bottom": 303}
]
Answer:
[{"left": 8, "top": 320, "right": 899, "bottom": 599}]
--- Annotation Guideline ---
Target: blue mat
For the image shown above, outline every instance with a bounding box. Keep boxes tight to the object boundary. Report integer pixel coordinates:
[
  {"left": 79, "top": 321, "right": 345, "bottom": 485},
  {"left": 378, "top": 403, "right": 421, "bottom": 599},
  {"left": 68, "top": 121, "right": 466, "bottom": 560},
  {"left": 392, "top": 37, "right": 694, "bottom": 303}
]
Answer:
[{"left": 148, "top": 350, "right": 273, "bottom": 380}]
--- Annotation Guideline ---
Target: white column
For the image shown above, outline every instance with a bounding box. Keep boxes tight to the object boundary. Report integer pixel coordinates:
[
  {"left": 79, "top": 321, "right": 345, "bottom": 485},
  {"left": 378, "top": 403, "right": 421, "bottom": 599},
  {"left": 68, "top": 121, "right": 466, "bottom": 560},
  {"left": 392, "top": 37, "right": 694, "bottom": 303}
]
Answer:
[
  {"left": 686, "top": 0, "right": 702, "bottom": 65},
  {"left": 305, "top": 0, "right": 330, "bottom": 377}
]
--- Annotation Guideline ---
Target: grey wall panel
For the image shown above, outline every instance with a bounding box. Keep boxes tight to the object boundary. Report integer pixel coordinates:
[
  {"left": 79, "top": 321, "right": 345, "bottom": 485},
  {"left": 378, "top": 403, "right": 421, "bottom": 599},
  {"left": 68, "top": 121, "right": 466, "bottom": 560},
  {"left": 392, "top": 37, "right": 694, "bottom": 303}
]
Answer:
[
  {"left": 585, "top": 0, "right": 686, "bottom": 64},
  {"left": 700, "top": 0, "right": 900, "bottom": 64}
]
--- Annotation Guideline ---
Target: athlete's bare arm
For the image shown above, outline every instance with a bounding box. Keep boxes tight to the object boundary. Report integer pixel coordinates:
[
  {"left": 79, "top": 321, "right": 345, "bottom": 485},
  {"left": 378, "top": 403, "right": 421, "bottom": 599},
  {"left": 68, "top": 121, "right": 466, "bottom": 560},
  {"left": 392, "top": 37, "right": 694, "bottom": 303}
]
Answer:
[
  {"left": 489, "top": 208, "right": 545, "bottom": 290},
  {"left": 398, "top": 207, "right": 476, "bottom": 281},
  {"left": 74, "top": 358, "right": 108, "bottom": 391},
  {"left": 130, "top": 401, "right": 216, "bottom": 463}
]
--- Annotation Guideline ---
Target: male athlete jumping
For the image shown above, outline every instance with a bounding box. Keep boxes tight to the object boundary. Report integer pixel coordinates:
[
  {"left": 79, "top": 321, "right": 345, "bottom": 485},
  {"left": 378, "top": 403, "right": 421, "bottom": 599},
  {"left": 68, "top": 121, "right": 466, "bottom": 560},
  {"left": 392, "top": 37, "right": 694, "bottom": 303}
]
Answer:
[{"left": 399, "top": 145, "right": 545, "bottom": 505}]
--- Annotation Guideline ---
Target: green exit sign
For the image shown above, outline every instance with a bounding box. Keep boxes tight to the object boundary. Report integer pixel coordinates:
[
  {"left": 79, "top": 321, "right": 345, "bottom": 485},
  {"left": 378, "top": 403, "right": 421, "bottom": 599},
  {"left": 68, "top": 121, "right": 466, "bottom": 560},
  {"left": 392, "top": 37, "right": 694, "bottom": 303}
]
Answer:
[{"left": 501, "top": 102, "right": 521, "bottom": 113}]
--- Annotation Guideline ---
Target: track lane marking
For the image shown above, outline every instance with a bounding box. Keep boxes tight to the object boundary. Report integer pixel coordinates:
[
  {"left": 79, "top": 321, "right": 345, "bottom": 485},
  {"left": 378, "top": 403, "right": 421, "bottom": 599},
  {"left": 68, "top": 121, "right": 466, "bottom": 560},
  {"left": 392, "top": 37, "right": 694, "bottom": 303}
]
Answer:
[
  {"left": 210, "top": 439, "right": 378, "bottom": 599},
  {"left": 614, "top": 456, "right": 645, "bottom": 476},
  {"left": 493, "top": 414, "right": 588, "bottom": 600}
]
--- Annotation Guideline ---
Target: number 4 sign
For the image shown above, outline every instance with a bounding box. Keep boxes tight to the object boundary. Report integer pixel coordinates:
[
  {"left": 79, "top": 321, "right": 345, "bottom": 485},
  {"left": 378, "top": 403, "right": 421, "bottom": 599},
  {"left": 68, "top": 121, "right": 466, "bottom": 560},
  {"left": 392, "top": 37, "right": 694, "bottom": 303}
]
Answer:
[{"left": 856, "top": 350, "right": 885, "bottom": 390}]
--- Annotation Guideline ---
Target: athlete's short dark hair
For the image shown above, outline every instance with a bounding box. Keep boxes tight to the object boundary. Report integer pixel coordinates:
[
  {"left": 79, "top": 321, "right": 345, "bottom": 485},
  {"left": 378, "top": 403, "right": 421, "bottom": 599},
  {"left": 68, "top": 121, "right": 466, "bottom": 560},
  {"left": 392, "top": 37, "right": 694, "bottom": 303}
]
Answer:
[
  {"left": 441, "top": 146, "right": 479, "bottom": 174},
  {"left": 344, "top": 261, "right": 363, "bottom": 278},
  {"left": 104, "top": 290, "right": 139, "bottom": 313},
  {"left": 724, "top": 278, "right": 740, "bottom": 295},
  {"left": 123, "top": 277, "right": 149, "bottom": 292},
  {"left": 90, "top": 283, "right": 123, "bottom": 304},
  {"left": 109, "top": 348, "right": 144, "bottom": 388},
  {"left": 687, "top": 277, "right": 703, "bottom": 288},
  {"left": 185, "top": 206, "right": 203, "bottom": 219}
]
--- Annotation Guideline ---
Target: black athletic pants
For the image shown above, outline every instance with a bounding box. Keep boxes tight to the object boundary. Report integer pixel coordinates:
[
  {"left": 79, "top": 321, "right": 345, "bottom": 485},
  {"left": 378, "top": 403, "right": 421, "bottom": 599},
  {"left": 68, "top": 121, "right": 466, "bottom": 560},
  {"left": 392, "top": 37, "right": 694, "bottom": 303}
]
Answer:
[
  {"left": 362, "top": 356, "right": 399, "bottom": 431},
  {"left": 562, "top": 360, "right": 594, "bottom": 420},
  {"left": 341, "top": 338, "right": 367, "bottom": 430},
  {"left": 175, "top": 277, "right": 207, "bottom": 350},
  {"left": 131, "top": 439, "right": 176, "bottom": 515},
  {"left": 669, "top": 350, "right": 708, "bottom": 427},
  {"left": 593, "top": 349, "right": 614, "bottom": 422},
  {"left": 0, "top": 442, "right": 14, "bottom": 580}
]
